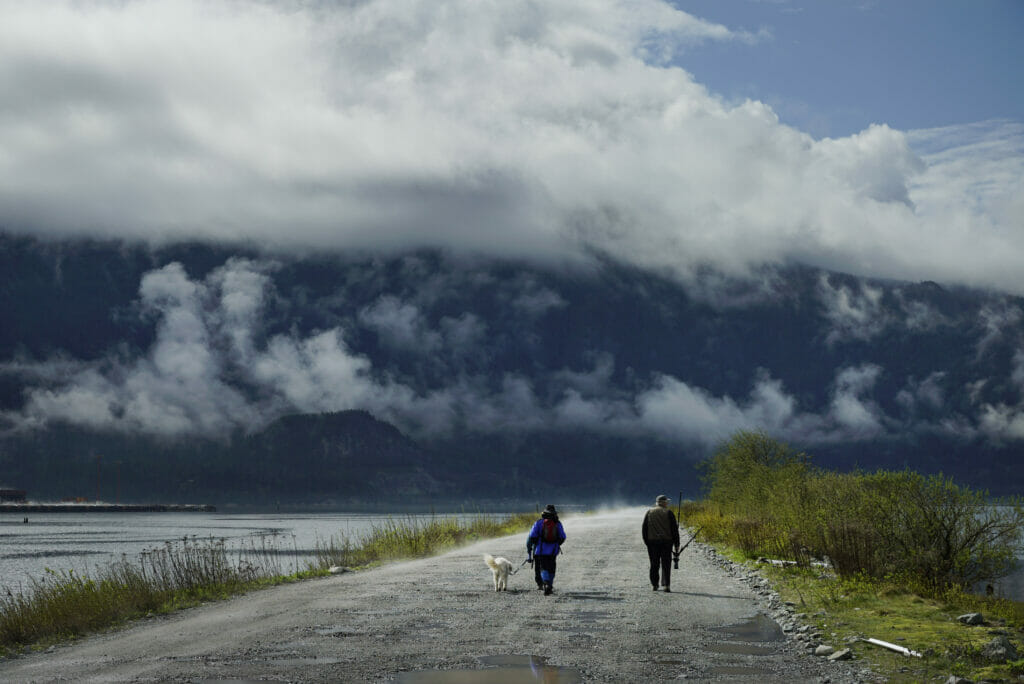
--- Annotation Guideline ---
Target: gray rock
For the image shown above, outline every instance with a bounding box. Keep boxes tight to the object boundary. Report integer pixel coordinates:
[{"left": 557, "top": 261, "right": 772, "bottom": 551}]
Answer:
[
  {"left": 814, "top": 645, "right": 835, "bottom": 657},
  {"left": 981, "top": 635, "right": 1018, "bottom": 662},
  {"left": 827, "top": 648, "right": 852, "bottom": 661},
  {"left": 957, "top": 612, "right": 984, "bottom": 625},
  {"left": 945, "top": 676, "right": 974, "bottom": 684}
]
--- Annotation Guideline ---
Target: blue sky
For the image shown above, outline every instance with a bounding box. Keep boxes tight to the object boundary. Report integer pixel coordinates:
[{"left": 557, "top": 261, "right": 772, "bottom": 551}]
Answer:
[{"left": 675, "top": 0, "right": 1024, "bottom": 138}]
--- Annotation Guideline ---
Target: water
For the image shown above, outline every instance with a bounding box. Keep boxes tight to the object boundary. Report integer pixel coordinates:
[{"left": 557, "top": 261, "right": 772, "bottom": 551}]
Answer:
[
  {"left": 0, "top": 511, "right": 495, "bottom": 590},
  {"left": 989, "top": 561, "right": 1024, "bottom": 602}
]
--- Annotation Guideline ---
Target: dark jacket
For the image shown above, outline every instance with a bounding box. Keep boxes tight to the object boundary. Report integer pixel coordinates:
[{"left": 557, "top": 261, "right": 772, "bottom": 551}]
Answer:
[
  {"left": 527, "top": 511, "right": 566, "bottom": 556},
  {"left": 642, "top": 506, "right": 680, "bottom": 546}
]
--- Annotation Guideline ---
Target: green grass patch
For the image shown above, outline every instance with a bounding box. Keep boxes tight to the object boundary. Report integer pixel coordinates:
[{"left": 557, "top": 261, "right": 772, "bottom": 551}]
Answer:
[
  {"left": 705, "top": 539, "right": 1024, "bottom": 682},
  {"left": 1, "top": 511, "right": 536, "bottom": 658}
]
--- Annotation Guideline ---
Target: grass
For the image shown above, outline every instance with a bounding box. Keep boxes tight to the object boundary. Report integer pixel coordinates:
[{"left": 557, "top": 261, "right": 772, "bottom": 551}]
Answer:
[
  {"left": 705, "top": 538, "right": 1024, "bottom": 682},
  {"left": 0, "top": 511, "right": 537, "bottom": 658},
  {"left": 314, "top": 511, "right": 538, "bottom": 568}
]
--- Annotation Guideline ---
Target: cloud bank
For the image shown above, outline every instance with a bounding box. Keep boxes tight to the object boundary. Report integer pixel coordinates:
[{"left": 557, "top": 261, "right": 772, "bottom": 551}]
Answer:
[
  {"left": 5, "top": 258, "right": 1022, "bottom": 448},
  {"left": 0, "top": 1, "right": 1022, "bottom": 292}
]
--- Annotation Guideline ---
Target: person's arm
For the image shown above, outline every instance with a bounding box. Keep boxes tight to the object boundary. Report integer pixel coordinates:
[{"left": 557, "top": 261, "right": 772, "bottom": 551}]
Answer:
[
  {"left": 642, "top": 512, "right": 649, "bottom": 544},
  {"left": 527, "top": 521, "right": 539, "bottom": 554}
]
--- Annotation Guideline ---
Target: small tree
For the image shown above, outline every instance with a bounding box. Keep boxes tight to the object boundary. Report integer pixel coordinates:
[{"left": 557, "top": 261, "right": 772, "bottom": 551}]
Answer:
[{"left": 700, "top": 431, "right": 811, "bottom": 557}]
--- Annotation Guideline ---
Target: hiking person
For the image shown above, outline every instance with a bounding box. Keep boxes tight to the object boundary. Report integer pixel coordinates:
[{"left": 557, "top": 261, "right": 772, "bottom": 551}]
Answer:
[
  {"left": 527, "top": 504, "right": 566, "bottom": 595},
  {"left": 642, "top": 494, "right": 680, "bottom": 592}
]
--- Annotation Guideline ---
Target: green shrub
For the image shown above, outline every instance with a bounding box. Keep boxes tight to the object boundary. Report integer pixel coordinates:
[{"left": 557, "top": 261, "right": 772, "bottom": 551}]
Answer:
[{"left": 696, "top": 430, "right": 1024, "bottom": 592}]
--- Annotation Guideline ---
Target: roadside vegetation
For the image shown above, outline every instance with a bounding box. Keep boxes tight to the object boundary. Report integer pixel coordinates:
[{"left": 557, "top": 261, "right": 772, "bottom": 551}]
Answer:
[
  {"left": 680, "top": 431, "right": 1024, "bottom": 682},
  {"left": 0, "top": 511, "right": 537, "bottom": 657}
]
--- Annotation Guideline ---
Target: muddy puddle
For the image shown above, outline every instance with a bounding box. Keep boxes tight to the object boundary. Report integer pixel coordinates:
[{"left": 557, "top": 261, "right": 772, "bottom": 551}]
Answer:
[
  {"left": 700, "top": 613, "right": 784, "bottom": 680},
  {"left": 709, "top": 612, "right": 784, "bottom": 642}
]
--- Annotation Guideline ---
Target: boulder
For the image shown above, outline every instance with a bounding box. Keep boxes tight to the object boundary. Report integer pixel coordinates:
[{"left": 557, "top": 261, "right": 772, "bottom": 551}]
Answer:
[
  {"left": 814, "top": 645, "right": 835, "bottom": 657},
  {"left": 981, "top": 635, "right": 1018, "bottom": 663},
  {"left": 827, "top": 648, "right": 852, "bottom": 661},
  {"left": 957, "top": 612, "right": 984, "bottom": 625},
  {"left": 945, "top": 676, "right": 973, "bottom": 684}
]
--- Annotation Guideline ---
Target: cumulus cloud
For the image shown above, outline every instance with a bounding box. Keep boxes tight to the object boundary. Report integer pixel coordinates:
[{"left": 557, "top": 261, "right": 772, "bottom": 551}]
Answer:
[{"left": 0, "top": 1, "right": 1021, "bottom": 293}]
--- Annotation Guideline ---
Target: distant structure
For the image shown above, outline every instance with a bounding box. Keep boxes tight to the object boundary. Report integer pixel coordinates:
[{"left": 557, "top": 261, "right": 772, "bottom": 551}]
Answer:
[{"left": 0, "top": 487, "right": 27, "bottom": 503}]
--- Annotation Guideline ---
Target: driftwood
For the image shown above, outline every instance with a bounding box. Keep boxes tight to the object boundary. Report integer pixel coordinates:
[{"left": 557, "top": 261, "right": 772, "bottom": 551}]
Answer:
[
  {"left": 864, "top": 637, "right": 922, "bottom": 658},
  {"left": 756, "top": 557, "right": 829, "bottom": 569}
]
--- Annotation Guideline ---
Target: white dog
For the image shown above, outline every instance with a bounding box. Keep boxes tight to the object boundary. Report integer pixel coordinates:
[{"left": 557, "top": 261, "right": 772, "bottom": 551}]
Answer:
[{"left": 483, "top": 554, "right": 514, "bottom": 591}]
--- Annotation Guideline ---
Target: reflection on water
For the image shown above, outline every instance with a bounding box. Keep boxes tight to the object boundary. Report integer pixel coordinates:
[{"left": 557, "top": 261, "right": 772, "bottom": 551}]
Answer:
[
  {"left": 986, "top": 559, "right": 1024, "bottom": 603},
  {"left": 0, "top": 512, "right": 498, "bottom": 588}
]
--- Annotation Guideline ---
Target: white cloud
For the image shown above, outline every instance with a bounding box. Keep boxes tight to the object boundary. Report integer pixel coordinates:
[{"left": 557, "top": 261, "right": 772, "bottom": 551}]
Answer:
[
  {"left": 896, "top": 372, "right": 946, "bottom": 414},
  {"left": 0, "top": 1, "right": 1020, "bottom": 293},
  {"left": 817, "top": 274, "right": 889, "bottom": 344},
  {"left": 977, "top": 348, "right": 1024, "bottom": 442},
  {"left": 975, "top": 302, "right": 1023, "bottom": 359},
  {"left": 829, "top": 364, "right": 884, "bottom": 437},
  {"left": 2, "top": 260, "right": 1022, "bottom": 446},
  {"left": 358, "top": 296, "right": 442, "bottom": 352}
]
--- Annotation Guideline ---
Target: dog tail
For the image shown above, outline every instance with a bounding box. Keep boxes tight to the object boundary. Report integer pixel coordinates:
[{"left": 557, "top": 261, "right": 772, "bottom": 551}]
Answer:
[{"left": 483, "top": 553, "right": 498, "bottom": 570}]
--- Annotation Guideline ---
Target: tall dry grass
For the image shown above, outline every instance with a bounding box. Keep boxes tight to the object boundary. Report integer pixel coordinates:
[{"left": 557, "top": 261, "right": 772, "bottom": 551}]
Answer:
[{"left": 1, "top": 511, "right": 537, "bottom": 655}]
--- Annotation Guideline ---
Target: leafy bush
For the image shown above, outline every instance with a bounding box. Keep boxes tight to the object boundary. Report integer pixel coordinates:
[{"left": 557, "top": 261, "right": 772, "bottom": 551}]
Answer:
[{"left": 692, "top": 430, "right": 1024, "bottom": 591}]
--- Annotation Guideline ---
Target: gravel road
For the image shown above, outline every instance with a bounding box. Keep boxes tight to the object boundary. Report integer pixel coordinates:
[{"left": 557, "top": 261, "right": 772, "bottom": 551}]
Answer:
[{"left": 0, "top": 508, "right": 874, "bottom": 682}]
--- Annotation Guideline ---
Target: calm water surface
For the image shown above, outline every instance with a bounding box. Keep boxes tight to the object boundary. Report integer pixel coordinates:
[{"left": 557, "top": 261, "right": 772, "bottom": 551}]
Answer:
[{"left": 0, "top": 511, "right": 496, "bottom": 589}]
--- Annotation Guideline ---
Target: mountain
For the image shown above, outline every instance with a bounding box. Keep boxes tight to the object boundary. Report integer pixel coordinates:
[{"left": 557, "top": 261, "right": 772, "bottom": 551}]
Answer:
[{"left": 1, "top": 233, "right": 1022, "bottom": 503}]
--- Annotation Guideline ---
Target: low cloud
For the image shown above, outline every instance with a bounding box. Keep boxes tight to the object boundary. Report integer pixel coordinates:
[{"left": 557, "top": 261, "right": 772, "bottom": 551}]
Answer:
[
  {"left": 817, "top": 275, "right": 889, "bottom": 345},
  {"left": 359, "top": 296, "right": 442, "bottom": 353},
  {"left": 978, "top": 349, "right": 1024, "bottom": 442},
  {"left": 3, "top": 260, "right": 1023, "bottom": 448},
  {"left": 0, "top": 2, "right": 1020, "bottom": 293}
]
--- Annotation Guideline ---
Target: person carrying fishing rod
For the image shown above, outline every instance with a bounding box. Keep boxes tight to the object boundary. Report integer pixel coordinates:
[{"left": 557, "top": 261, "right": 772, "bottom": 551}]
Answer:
[{"left": 642, "top": 494, "right": 680, "bottom": 592}]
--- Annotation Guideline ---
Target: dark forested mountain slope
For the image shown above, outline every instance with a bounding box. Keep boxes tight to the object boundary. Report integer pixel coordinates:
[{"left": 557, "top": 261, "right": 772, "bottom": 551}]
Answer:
[{"left": 1, "top": 234, "right": 1022, "bottom": 503}]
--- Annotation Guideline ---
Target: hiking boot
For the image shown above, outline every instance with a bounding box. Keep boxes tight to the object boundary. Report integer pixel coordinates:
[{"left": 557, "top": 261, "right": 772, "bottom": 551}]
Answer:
[
  {"left": 543, "top": 583, "right": 553, "bottom": 595},
  {"left": 664, "top": 586, "right": 671, "bottom": 592},
  {"left": 652, "top": 585, "right": 658, "bottom": 591}
]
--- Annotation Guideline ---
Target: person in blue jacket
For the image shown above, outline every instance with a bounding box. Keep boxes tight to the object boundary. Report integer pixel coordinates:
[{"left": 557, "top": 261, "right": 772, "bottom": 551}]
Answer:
[{"left": 527, "top": 504, "right": 566, "bottom": 595}]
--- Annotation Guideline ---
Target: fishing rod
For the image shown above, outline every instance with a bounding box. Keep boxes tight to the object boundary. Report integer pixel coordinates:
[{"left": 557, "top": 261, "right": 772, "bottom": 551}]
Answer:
[
  {"left": 673, "top": 526, "right": 702, "bottom": 569},
  {"left": 673, "top": 492, "right": 701, "bottom": 569}
]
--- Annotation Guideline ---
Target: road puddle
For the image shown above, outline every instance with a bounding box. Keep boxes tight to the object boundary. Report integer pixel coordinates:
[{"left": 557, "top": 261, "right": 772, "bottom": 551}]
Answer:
[
  {"left": 261, "top": 657, "right": 348, "bottom": 666},
  {"left": 313, "top": 626, "right": 363, "bottom": 637},
  {"left": 709, "top": 612, "right": 784, "bottom": 642},
  {"left": 198, "top": 680, "right": 287, "bottom": 683},
  {"left": 396, "top": 654, "right": 583, "bottom": 683},
  {"left": 701, "top": 613, "right": 782, "bottom": 679},
  {"left": 704, "top": 643, "right": 776, "bottom": 656},
  {"left": 560, "top": 591, "right": 623, "bottom": 602}
]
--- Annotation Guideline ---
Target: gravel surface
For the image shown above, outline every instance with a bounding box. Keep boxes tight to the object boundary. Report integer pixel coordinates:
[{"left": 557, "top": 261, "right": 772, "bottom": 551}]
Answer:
[{"left": 0, "top": 508, "right": 877, "bottom": 682}]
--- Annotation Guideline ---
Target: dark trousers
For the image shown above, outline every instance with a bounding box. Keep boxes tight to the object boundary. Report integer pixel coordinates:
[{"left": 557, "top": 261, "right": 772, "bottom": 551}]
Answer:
[
  {"left": 647, "top": 541, "right": 673, "bottom": 588},
  {"left": 534, "top": 554, "right": 557, "bottom": 586}
]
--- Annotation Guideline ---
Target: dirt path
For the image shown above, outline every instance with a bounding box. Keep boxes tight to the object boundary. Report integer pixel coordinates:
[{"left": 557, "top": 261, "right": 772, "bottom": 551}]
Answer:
[{"left": 0, "top": 508, "right": 870, "bottom": 682}]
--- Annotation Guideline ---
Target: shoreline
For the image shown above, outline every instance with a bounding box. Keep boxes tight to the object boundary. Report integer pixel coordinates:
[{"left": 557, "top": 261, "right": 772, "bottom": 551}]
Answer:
[{"left": 0, "top": 503, "right": 216, "bottom": 513}]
